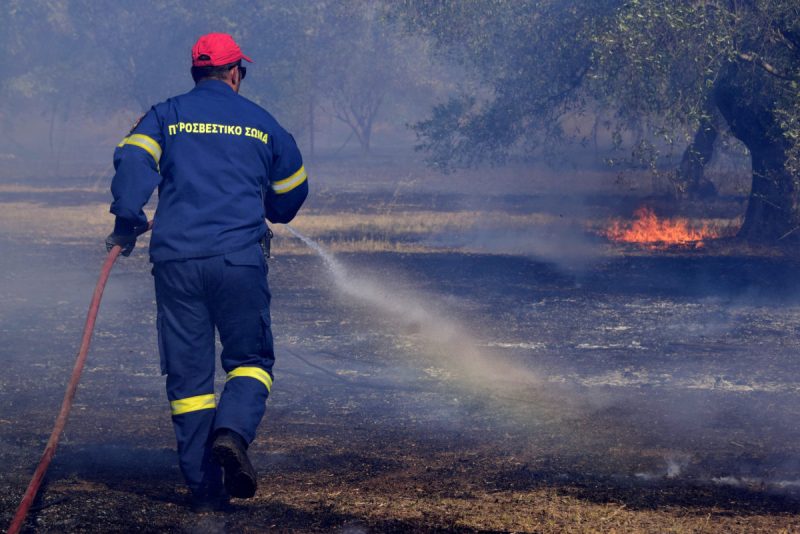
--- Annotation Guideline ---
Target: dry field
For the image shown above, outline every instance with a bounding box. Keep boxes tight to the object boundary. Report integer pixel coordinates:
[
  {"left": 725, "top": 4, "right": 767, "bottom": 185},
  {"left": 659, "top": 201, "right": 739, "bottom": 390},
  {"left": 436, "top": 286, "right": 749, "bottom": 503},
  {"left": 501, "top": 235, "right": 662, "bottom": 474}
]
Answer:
[{"left": 1, "top": 167, "right": 799, "bottom": 532}]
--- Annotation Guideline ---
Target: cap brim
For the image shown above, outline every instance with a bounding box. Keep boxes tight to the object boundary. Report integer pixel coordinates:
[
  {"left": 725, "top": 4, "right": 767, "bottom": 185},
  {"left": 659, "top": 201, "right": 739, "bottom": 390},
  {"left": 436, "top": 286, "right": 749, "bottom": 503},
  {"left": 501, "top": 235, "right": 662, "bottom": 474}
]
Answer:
[{"left": 241, "top": 53, "right": 253, "bottom": 63}]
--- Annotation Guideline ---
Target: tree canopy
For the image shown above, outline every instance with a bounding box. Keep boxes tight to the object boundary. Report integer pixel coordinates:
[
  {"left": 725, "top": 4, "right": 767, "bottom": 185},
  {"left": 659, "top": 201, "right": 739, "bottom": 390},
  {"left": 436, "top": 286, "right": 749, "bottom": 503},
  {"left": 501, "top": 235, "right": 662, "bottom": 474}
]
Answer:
[
  {"left": 0, "top": 0, "right": 433, "bottom": 161},
  {"left": 394, "top": 0, "right": 800, "bottom": 240}
]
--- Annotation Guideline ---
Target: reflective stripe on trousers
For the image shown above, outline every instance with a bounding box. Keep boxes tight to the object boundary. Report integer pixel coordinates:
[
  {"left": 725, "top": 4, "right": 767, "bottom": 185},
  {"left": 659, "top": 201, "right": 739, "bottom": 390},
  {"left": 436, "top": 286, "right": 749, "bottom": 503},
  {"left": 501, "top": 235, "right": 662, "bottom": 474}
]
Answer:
[{"left": 154, "top": 243, "right": 274, "bottom": 493}]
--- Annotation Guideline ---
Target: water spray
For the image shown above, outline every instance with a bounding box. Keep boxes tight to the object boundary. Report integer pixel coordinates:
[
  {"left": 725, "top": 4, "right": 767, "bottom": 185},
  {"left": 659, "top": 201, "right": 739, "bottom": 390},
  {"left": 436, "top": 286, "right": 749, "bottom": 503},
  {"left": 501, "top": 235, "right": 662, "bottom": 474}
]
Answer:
[{"left": 284, "top": 225, "right": 539, "bottom": 387}]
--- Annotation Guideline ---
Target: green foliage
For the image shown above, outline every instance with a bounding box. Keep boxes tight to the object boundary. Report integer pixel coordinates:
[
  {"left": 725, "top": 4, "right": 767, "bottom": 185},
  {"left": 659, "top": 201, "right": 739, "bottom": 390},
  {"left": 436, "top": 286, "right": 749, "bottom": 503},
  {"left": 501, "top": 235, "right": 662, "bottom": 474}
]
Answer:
[
  {"left": 395, "top": 0, "right": 618, "bottom": 169},
  {"left": 394, "top": 0, "right": 800, "bottom": 176}
]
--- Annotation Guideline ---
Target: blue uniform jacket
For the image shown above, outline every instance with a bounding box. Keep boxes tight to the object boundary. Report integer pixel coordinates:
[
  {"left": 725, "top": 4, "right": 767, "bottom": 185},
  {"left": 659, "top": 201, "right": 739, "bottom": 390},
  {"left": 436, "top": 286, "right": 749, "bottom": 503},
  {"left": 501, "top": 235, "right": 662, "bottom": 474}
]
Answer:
[{"left": 110, "top": 80, "right": 308, "bottom": 262}]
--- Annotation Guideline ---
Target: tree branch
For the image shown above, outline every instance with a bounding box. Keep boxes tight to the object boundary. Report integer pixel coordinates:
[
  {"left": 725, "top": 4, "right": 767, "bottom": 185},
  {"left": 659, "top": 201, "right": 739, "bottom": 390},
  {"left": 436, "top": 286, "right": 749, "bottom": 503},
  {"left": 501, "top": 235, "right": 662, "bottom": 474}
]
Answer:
[
  {"left": 737, "top": 51, "right": 798, "bottom": 81},
  {"left": 778, "top": 28, "right": 800, "bottom": 53}
]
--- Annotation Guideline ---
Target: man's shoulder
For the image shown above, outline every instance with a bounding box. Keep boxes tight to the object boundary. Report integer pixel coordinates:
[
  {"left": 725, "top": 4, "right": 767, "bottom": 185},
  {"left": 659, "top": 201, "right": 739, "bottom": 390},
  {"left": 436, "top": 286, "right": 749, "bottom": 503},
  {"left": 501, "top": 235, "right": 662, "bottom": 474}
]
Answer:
[
  {"left": 159, "top": 88, "right": 197, "bottom": 107},
  {"left": 146, "top": 88, "right": 211, "bottom": 121},
  {"left": 152, "top": 84, "right": 213, "bottom": 108},
  {"left": 147, "top": 94, "right": 183, "bottom": 117},
  {"left": 234, "top": 95, "right": 286, "bottom": 131}
]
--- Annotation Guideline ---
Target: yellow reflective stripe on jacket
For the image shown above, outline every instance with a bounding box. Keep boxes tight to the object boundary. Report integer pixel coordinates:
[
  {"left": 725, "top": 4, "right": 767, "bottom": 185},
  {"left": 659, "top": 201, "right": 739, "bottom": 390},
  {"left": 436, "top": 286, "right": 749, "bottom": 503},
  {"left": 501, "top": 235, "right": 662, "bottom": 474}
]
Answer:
[
  {"left": 226, "top": 366, "right": 273, "bottom": 392},
  {"left": 170, "top": 393, "right": 216, "bottom": 416},
  {"left": 271, "top": 165, "right": 307, "bottom": 194},
  {"left": 118, "top": 133, "right": 162, "bottom": 164}
]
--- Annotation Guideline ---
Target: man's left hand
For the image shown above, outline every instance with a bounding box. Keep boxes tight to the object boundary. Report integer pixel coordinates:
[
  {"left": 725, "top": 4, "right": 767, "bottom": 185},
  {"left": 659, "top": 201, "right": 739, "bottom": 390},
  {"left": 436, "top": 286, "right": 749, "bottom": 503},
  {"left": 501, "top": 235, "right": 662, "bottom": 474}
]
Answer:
[{"left": 105, "top": 232, "right": 137, "bottom": 256}]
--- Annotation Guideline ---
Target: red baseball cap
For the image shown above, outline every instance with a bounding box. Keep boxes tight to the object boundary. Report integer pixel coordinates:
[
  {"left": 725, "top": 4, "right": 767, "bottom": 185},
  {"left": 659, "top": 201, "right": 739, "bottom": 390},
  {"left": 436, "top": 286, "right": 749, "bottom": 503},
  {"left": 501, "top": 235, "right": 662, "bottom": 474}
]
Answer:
[{"left": 191, "top": 33, "right": 253, "bottom": 67}]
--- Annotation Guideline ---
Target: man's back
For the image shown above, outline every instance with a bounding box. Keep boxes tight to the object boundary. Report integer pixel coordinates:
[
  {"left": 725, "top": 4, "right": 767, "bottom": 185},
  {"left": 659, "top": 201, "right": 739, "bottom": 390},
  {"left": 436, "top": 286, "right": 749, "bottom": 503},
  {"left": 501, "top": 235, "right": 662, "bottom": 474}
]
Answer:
[{"left": 111, "top": 80, "right": 307, "bottom": 262}]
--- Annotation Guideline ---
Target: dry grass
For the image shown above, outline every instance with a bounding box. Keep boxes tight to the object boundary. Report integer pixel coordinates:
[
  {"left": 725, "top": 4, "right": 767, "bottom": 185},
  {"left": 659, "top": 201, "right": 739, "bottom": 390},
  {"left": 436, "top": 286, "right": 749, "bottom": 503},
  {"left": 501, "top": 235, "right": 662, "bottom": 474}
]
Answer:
[
  {"left": 290, "top": 211, "right": 560, "bottom": 235},
  {"left": 276, "top": 211, "right": 564, "bottom": 254},
  {"left": 0, "top": 184, "right": 104, "bottom": 194},
  {"left": 0, "top": 200, "right": 561, "bottom": 254},
  {"left": 0, "top": 188, "right": 776, "bottom": 259},
  {"left": 0, "top": 202, "right": 127, "bottom": 247},
  {"left": 251, "top": 436, "right": 800, "bottom": 533},
  {"left": 266, "top": 486, "right": 798, "bottom": 533}
]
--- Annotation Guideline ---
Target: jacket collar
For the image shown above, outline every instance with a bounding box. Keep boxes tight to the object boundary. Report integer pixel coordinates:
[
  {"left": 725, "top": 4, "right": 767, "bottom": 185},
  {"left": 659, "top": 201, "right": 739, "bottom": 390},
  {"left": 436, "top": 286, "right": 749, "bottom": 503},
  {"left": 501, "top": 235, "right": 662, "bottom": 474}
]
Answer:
[{"left": 192, "top": 79, "right": 236, "bottom": 95}]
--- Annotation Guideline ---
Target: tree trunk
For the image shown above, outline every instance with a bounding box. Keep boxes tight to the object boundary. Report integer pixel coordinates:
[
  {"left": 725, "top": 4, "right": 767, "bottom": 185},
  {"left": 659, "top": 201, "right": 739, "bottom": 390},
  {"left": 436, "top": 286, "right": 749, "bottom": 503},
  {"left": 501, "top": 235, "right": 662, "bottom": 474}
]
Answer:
[
  {"left": 674, "top": 110, "right": 718, "bottom": 200},
  {"left": 357, "top": 120, "right": 372, "bottom": 153},
  {"left": 738, "top": 144, "right": 798, "bottom": 240},
  {"left": 714, "top": 63, "right": 800, "bottom": 242}
]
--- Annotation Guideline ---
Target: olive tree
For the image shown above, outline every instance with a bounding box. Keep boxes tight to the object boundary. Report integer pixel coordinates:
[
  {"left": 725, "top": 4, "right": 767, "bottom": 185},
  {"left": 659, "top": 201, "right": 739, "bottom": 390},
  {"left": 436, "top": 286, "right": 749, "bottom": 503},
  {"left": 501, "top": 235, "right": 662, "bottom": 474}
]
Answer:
[
  {"left": 395, "top": 0, "right": 800, "bottom": 242},
  {"left": 593, "top": 1, "right": 800, "bottom": 240}
]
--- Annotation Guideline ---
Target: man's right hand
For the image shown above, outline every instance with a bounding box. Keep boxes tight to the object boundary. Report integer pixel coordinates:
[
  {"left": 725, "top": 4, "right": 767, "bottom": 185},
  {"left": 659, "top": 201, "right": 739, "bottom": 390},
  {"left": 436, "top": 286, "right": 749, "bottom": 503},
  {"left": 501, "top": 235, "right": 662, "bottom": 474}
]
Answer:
[{"left": 105, "top": 232, "right": 137, "bottom": 257}]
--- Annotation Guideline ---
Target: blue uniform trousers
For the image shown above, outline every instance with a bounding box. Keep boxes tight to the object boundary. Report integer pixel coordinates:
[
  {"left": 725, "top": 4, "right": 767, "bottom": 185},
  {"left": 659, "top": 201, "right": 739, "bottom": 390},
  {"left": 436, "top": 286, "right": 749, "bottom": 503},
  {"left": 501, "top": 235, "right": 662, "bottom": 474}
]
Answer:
[{"left": 152, "top": 242, "right": 274, "bottom": 494}]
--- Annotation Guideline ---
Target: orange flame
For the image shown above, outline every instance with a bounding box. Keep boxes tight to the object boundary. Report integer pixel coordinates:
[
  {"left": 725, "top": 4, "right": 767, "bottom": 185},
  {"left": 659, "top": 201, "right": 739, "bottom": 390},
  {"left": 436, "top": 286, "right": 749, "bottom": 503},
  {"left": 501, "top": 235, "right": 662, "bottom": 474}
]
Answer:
[{"left": 605, "top": 207, "right": 718, "bottom": 249}]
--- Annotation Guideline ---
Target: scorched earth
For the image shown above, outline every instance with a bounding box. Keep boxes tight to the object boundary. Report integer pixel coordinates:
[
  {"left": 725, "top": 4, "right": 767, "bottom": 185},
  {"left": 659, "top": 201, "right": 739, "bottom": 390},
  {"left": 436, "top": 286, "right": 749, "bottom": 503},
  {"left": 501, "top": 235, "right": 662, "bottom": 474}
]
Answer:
[{"left": 1, "top": 168, "right": 799, "bottom": 533}]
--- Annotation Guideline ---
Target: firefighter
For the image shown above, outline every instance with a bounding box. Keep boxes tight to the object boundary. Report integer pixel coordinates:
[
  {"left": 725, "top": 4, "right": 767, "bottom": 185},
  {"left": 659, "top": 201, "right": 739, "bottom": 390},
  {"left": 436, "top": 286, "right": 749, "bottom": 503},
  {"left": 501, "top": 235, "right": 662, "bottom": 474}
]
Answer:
[{"left": 105, "top": 33, "right": 308, "bottom": 512}]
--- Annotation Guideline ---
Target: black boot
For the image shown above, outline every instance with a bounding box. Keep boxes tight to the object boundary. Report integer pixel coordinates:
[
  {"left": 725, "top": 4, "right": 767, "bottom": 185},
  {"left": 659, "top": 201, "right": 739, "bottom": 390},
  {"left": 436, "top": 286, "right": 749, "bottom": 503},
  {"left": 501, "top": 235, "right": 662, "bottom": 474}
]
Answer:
[{"left": 212, "top": 429, "right": 257, "bottom": 498}]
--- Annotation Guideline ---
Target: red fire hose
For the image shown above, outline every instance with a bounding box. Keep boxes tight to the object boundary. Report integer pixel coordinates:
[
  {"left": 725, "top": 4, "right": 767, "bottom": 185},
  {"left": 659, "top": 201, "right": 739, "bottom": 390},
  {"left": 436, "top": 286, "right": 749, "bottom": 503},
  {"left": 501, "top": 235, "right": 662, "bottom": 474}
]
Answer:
[{"left": 7, "top": 224, "right": 151, "bottom": 534}]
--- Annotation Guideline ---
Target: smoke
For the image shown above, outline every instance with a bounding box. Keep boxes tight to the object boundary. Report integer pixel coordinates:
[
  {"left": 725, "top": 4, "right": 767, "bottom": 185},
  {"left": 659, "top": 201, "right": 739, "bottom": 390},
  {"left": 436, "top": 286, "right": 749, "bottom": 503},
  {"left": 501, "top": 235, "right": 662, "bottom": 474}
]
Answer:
[
  {"left": 424, "top": 216, "right": 604, "bottom": 272},
  {"left": 635, "top": 454, "right": 691, "bottom": 481}
]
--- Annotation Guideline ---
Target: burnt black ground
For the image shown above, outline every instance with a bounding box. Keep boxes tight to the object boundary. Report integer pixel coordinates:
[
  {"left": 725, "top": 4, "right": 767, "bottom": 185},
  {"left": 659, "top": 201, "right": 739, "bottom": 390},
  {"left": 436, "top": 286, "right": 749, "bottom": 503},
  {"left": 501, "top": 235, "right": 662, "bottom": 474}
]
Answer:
[{"left": 2, "top": 187, "right": 800, "bottom": 531}]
